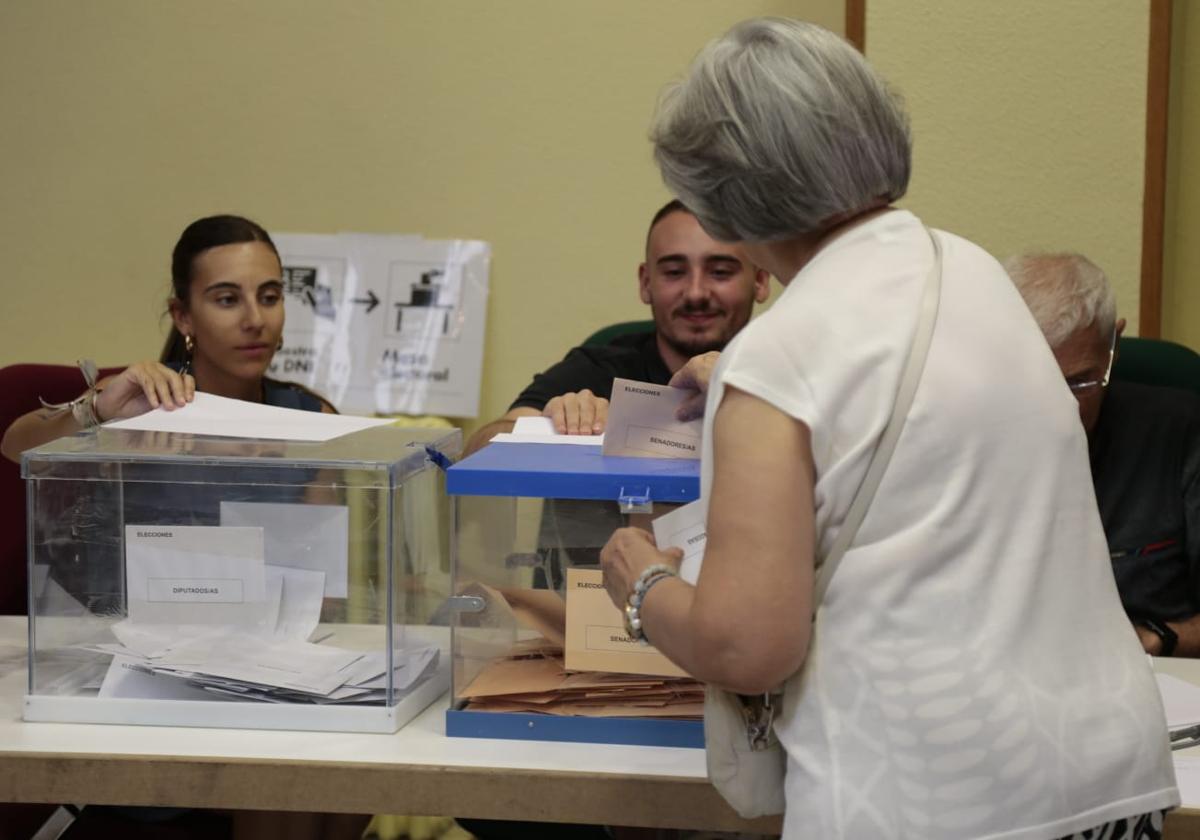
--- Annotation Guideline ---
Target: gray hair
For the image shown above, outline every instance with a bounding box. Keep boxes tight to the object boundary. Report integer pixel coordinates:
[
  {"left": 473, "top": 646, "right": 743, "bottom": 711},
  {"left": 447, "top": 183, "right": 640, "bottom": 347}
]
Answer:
[
  {"left": 649, "top": 18, "right": 911, "bottom": 242},
  {"left": 1003, "top": 252, "right": 1117, "bottom": 348}
]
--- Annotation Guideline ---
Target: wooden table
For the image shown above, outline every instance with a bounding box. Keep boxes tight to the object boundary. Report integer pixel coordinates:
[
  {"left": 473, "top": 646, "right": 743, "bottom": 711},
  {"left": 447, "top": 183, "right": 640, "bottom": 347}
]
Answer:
[
  {"left": 4, "top": 614, "right": 1200, "bottom": 838},
  {"left": 0, "top": 617, "right": 776, "bottom": 833}
]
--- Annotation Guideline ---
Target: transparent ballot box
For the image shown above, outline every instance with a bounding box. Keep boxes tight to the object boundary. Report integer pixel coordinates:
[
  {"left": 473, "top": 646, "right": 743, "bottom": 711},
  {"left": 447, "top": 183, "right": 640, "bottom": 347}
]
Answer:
[
  {"left": 22, "top": 424, "right": 459, "bottom": 733},
  {"left": 444, "top": 441, "right": 704, "bottom": 747}
]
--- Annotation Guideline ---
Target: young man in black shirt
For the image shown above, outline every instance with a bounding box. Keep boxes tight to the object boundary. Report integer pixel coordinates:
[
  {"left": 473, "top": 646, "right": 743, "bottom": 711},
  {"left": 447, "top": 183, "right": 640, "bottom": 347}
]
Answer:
[
  {"left": 1008, "top": 251, "right": 1200, "bottom": 657},
  {"left": 465, "top": 200, "right": 768, "bottom": 453}
]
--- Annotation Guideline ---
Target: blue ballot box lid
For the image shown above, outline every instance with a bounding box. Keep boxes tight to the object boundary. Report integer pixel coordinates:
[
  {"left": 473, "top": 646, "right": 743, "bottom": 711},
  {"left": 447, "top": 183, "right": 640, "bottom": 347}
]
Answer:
[{"left": 446, "top": 442, "right": 699, "bottom": 502}]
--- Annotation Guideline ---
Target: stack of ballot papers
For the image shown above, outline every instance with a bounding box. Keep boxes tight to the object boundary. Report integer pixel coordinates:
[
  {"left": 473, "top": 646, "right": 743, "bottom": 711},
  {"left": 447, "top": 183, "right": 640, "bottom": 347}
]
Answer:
[
  {"left": 454, "top": 583, "right": 703, "bottom": 719},
  {"left": 71, "top": 523, "right": 439, "bottom": 704},
  {"left": 460, "top": 637, "right": 703, "bottom": 719},
  {"left": 83, "top": 628, "right": 439, "bottom": 705}
]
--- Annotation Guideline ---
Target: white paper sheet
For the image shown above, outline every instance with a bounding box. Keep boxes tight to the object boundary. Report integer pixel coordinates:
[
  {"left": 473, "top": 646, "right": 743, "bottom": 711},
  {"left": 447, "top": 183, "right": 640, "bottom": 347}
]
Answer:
[
  {"left": 340, "top": 645, "right": 439, "bottom": 691},
  {"left": 220, "top": 502, "right": 348, "bottom": 598},
  {"left": 1174, "top": 755, "right": 1200, "bottom": 808},
  {"left": 154, "top": 638, "right": 364, "bottom": 696},
  {"left": 124, "top": 525, "right": 267, "bottom": 627},
  {"left": 652, "top": 499, "right": 706, "bottom": 583},
  {"left": 601, "top": 378, "right": 701, "bottom": 459},
  {"left": 99, "top": 654, "right": 224, "bottom": 701},
  {"left": 490, "top": 415, "right": 604, "bottom": 446},
  {"left": 1158, "top": 671, "right": 1200, "bottom": 728},
  {"left": 105, "top": 392, "right": 392, "bottom": 442}
]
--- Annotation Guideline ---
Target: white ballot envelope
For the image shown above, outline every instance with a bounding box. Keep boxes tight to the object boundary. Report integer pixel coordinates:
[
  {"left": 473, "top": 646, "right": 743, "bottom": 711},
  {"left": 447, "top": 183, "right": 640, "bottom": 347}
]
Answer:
[
  {"left": 490, "top": 415, "right": 604, "bottom": 446},
  {"left": 220, "top": 502, "right": 349, "bottom": 598},
  {"left": 125, "top": 525, "right": 267, "bottom": 626},
  {"left": 601, "top": 378, "right": 701, "bottom": 460},
  {"left": 651, "top": 499, "right": 707, "bottom": 584}
]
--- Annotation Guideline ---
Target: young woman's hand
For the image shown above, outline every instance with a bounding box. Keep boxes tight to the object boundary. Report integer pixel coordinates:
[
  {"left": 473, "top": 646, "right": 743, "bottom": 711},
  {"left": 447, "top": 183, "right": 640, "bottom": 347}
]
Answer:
[{"left": 94, "top": 361, "right": 195, "bottom": 421}]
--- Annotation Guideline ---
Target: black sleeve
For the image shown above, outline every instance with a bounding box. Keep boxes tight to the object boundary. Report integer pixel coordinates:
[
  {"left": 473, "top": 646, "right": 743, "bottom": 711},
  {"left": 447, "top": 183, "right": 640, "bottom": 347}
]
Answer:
[
  {"left": 1183, "top": 404, "right": 1200, "bottom": 612},
  {"left": 508, "top": 346, "right": 625, "bottom": 412}
]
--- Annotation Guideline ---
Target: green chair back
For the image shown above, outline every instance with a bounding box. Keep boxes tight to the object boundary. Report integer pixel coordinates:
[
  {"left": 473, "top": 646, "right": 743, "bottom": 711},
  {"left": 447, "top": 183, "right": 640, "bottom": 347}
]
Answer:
[
  {"left": 582, "top": 320, "right": 655, "bottom": 347},
  {"left": 1112, "top": 336, "right": 1200, "bottom": 394}
]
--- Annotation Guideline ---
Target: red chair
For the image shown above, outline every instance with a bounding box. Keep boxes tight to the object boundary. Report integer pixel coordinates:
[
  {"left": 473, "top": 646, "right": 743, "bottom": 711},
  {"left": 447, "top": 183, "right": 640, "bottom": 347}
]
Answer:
[{"left": 0, "top": 363, "right": 123, "bottom": 615}]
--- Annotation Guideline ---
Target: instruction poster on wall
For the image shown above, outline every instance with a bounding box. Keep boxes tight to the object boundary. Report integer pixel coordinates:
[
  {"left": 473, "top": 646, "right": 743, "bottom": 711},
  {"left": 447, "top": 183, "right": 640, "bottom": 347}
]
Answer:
[{"left": 268, "top": 232, "right": 490, "bottom": 417}]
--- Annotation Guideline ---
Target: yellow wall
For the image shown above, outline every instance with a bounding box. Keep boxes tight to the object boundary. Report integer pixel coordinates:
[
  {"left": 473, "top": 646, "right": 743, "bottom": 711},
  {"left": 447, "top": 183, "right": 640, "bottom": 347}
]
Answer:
[
  {"left": 0, "top": 0, "right": 841, "bottom": 431},
  {"left": 867, "top": 0, "right": 1149, "bottom": 335},
  {"left": 1164, "top": 0, "right": 1200, "bottom": 351}
]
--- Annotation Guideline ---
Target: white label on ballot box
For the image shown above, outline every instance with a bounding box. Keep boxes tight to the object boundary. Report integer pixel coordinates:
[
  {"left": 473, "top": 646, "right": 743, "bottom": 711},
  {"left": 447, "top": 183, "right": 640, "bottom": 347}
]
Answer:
[
  {"left": 146, "top": 578, "right": 245, "bottom": 603},
  {"left": 125, "top": 525, "right": 267, "bottom": 626}
]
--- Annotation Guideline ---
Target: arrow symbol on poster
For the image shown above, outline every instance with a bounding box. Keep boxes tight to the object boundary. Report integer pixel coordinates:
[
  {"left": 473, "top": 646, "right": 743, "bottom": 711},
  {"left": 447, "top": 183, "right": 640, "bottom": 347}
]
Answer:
[{"left": 352, "top": 290, "right": 380, "bottom": 313}]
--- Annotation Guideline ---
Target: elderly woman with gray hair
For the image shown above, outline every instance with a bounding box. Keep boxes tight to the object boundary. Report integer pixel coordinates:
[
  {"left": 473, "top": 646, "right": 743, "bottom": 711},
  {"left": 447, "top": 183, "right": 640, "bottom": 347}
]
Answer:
[{"left": 599, "top": 18, "right": 1176, "bottom": 840}]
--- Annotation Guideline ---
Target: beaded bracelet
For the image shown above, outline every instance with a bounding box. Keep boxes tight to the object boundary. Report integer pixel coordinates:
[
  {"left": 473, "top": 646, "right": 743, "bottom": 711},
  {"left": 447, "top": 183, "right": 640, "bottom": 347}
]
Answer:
[{"left": 623, "top": 563, "right": 677, "bottom": 645}]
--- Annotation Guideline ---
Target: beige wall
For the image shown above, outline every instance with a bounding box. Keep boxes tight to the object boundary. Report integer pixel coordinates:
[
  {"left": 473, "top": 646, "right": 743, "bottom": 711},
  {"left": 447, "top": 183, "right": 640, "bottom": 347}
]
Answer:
[
  {"left": 1164, "top": 0, "right": 1200, "bottom": 351},
  {"left": 867, "top": 0, "right": 1149, "bottom": 335},
  {"left": 0, "top": 0, "right": 841, "bottom": 431}
]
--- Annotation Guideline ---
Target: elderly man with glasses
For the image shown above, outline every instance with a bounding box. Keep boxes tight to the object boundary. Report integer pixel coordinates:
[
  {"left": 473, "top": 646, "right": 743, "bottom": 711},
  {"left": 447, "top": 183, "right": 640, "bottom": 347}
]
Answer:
[{"left": 1008, "top": 251, "right": 1200, "bottom": 657}]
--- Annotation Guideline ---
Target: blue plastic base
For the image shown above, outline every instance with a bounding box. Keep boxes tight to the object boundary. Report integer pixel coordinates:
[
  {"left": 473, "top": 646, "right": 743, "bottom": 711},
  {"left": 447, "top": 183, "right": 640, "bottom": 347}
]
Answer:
[{"left": 446, "top": 708, "right": 704, "bottom": 748}]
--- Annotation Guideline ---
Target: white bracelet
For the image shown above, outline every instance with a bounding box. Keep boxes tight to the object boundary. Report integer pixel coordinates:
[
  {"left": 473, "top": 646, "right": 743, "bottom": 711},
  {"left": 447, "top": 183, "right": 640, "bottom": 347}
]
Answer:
[{"left": 623, "top": 564, "right": 677, "bottom": 645}]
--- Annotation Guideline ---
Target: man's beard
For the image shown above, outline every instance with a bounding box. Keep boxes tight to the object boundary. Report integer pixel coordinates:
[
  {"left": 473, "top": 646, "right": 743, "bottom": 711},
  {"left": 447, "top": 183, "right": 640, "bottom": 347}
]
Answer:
[{"left": 661, "top": 307, "right": 730, "bottom": 358}]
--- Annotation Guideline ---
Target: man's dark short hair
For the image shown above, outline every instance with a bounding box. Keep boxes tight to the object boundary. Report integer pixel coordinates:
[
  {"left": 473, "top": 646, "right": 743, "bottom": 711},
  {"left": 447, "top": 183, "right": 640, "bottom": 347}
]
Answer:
[{"left": 645, "top": 199, "right": 691, "bottom": 250}]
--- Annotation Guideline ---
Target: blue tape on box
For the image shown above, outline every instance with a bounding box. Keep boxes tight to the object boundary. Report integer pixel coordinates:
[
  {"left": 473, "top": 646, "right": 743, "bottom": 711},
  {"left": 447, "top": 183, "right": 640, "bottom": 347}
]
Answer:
[{"left": 446, "top": 442, "right": 700, "bottom": 502}]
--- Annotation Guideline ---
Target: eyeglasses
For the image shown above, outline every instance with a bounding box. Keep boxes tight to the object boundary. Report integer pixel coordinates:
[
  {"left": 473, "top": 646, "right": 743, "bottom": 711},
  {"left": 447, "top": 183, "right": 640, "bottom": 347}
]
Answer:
[{"left": 1066, "top": 328, "right": 1117, "bottom": 395}]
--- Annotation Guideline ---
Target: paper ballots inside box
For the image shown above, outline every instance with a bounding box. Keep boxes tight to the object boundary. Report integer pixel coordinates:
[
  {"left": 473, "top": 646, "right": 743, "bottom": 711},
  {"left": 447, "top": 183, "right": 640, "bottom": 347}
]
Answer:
[
  {"left": 564, "top": 568, "right": 688, "bottom": 678},
  {"left": 651, "top": 499, "right": 706, "bottom": 584},
  {"left": 220, "top": 502, "right": 348, "bottom": 598},
  {"left": 601, "top": 378, "right": 701, "bottom": 459},
  {"left": 125, "top": 525, "right": 267, "bottom": 626}
]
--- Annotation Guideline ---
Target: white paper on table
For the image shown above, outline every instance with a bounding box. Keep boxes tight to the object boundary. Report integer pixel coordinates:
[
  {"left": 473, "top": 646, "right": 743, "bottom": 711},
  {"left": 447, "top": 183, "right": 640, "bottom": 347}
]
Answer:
[
  {"left": 652, "top": 499, "right": 706, "bottom": 584},
  {"left": 490, "top": 415, "right": 604, "bottom": 446},
  {"left": 601, "top": 378, "right": 701, "bottom": 459},
  {"left": 1158, "top": 672, "right": 1200, "bottom": 728},
  {"left": 105, "top": 392, "right": 392, "bottom": 442},
  {"left": 1174, "top": 755, "right": 1200, "bottom": 808},
  {"left": 99, "top": 654, "right": 223, "bottom": 701},
  {"left": 220, "top": 502, "right": 348, "bottom": 598},
  {"left": 124, "top": 525, "right": 267, "bottom": 627}
]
